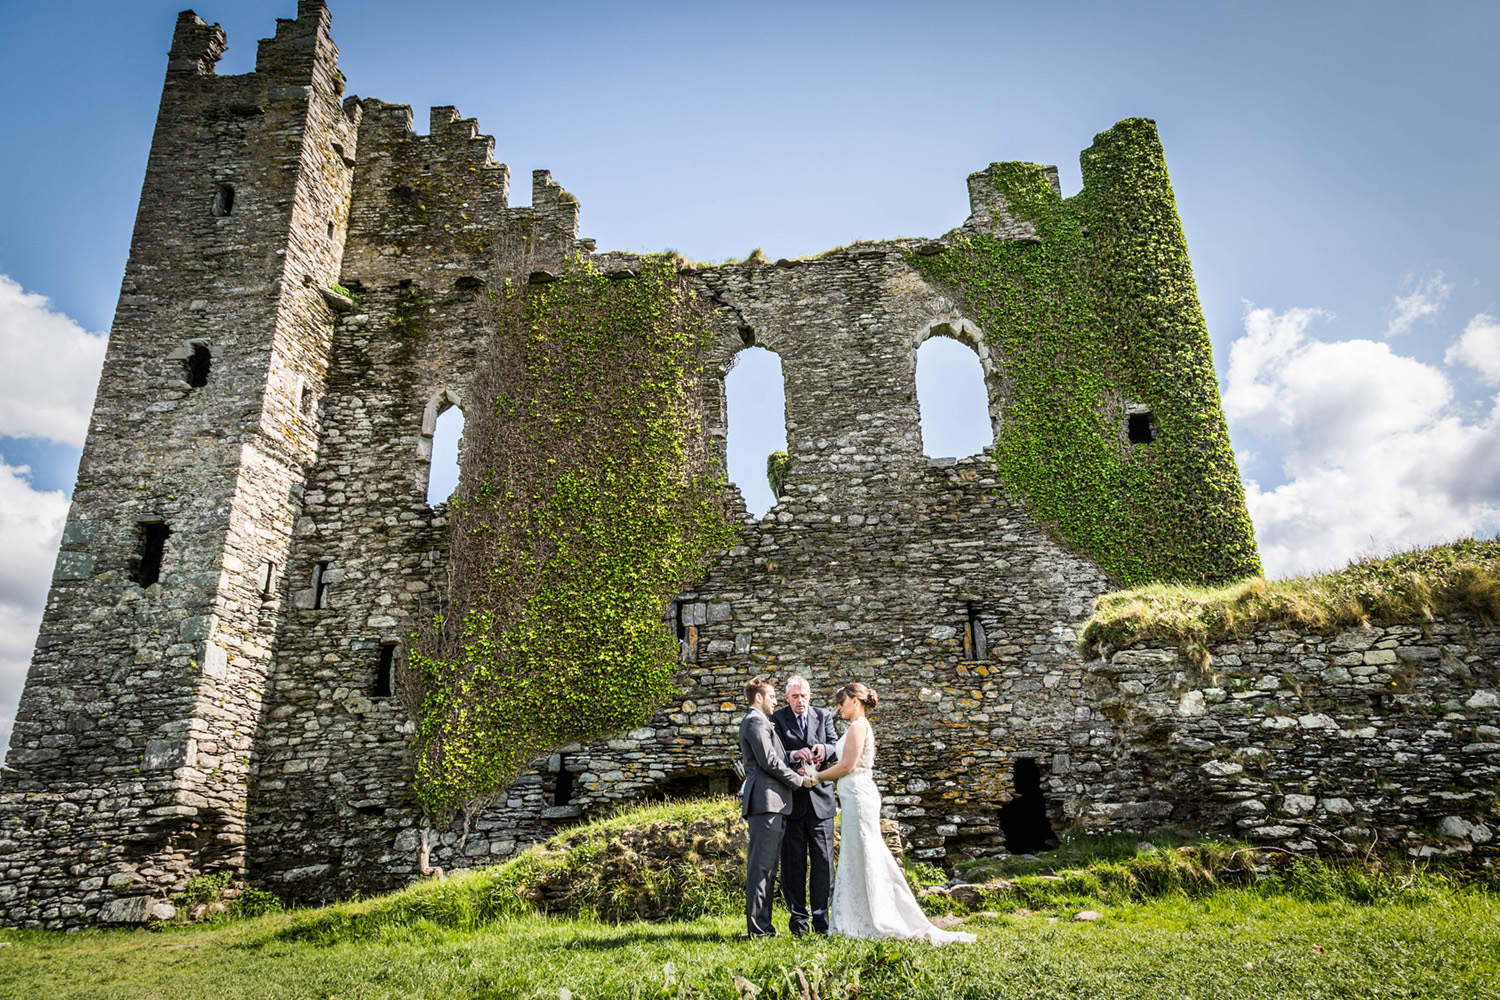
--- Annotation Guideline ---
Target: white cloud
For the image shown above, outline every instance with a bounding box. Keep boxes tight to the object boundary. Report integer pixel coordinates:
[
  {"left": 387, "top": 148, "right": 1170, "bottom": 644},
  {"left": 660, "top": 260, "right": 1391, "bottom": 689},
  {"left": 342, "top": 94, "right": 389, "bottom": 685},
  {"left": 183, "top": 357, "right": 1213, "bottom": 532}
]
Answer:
[
  {"left": 1226, "top": 305, "right": 1500, "bottom": 578},
  {"left": 1446, "top": 313, "right": 1500, "bottom": 385},
  {"left": 0, "top": 461, "right": 69, "bottom": 761},
  {"left": 0, "top": 273, "right": 106, "bottom": 446},
  {"left": 1385, "top": 272, "right": 1452, "bottom": 338}
]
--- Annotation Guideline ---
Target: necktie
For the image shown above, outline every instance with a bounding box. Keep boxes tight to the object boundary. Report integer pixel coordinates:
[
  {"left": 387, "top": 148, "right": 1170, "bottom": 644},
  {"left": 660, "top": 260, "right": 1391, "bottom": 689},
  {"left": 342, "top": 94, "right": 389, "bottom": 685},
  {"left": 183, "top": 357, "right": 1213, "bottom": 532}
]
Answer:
[{"left": 799, "top": 713, "right": 808, "bottom": 742}]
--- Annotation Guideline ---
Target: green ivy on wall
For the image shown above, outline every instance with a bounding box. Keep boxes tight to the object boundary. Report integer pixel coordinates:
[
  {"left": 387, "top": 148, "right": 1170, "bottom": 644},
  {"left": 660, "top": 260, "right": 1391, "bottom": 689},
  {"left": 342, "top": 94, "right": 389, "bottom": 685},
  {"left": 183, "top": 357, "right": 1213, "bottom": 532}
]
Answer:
[
  {"left": 408, "top": 258, "right": 734, "bottom": 823},
  {"left": 912, "top": 118, "right": 1261, "bottom": 586}
]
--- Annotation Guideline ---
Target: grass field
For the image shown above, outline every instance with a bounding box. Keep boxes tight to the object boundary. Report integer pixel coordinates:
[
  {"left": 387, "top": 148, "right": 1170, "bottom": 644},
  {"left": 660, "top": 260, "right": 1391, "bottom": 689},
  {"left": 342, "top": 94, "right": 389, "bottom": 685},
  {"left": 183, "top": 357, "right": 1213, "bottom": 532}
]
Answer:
[
  {"left": 2, "top": 883, "right": 1495, "bottom": 999},
  {"left": 4, "top": 801, "right": 1494, "bottom": 999}
]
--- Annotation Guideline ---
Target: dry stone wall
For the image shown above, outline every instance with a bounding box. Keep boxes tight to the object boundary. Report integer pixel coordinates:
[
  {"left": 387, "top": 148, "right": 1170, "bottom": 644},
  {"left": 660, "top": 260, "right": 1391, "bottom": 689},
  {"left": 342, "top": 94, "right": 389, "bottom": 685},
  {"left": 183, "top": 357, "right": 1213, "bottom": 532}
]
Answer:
[{"left": 1072, "top": 620, "right": 1499, "bottom": 859}]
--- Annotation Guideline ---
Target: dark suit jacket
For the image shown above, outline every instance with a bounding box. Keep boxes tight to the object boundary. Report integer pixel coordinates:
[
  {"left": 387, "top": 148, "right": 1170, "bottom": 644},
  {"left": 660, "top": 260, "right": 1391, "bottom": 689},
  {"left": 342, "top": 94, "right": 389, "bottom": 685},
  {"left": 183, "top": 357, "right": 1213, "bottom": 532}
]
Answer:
[
  {"left": 738, "top": 708, "right": 803, "bottom": 817},
  {"left": 770, "top": 705, "right": 839, "bottom": 821}
]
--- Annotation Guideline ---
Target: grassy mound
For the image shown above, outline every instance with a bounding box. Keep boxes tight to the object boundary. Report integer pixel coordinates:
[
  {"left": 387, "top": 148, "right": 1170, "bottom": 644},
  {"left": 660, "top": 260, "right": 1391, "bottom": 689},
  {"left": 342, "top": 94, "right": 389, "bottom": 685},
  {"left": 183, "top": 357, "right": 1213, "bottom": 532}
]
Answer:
[
  {"left": 283, "top": 797, "right": 746, "bottom": 940},
  {"left": 1081, "top": 537, "right": 1500, "bottom": 657}
]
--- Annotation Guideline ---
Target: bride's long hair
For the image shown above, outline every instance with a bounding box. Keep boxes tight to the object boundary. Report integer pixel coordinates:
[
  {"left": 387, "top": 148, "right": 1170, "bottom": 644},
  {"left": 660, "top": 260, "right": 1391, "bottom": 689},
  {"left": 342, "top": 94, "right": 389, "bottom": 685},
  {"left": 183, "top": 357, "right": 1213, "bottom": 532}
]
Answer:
[{"left": 833, "top": 682, "right": 878, "bottom": 712}]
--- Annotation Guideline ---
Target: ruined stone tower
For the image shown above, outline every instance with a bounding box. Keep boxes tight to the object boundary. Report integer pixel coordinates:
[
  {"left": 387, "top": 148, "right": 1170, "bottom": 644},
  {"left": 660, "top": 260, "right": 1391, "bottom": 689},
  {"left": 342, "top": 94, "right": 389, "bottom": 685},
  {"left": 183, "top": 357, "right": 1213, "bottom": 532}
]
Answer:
[{"left": 17, "top": 3, "right": 1489, "bottom": 930}]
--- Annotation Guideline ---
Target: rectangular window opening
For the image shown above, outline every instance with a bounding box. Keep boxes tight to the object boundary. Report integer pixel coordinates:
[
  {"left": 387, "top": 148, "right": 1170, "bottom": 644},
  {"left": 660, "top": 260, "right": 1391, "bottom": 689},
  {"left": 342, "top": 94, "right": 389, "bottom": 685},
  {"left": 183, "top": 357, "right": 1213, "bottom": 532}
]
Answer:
[
  {"left": 312, "top": 561, "right": 330, "bottom": 610},
  {"left": 260, "top": 560, "right": 277, "bottom": 598},
  {"left": 1127, "top": 412, "right": 1155, "bottom": 445},
  {"left": 374, "top": 643, "right": 396, "bottom": 697},
  {"left": 131, "top": 522, "right": 171, "bottom": 587}
]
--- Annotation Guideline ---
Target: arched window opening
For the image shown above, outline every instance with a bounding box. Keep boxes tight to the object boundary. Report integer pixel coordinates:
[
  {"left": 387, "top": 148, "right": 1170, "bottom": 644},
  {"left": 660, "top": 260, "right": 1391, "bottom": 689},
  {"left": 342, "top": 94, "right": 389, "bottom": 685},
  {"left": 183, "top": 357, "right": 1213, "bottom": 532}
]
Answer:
[
  {"left": 184, "top": 343, "right": 212, "bottom": 388},
  {"left": 426, "top": 402, "right": 464, "bottom": 506},
  {"left": 212, "top": 185, "right": 235, "bottom": 217},
  {"left": 916, "top": 335, "right": 992, "bottom": 459},
  {"left": 725, "top": 346, "right": 788, "bottom": 518},
  {"left": 999, "top": 758, "right": 1058, "bottom": 855}
]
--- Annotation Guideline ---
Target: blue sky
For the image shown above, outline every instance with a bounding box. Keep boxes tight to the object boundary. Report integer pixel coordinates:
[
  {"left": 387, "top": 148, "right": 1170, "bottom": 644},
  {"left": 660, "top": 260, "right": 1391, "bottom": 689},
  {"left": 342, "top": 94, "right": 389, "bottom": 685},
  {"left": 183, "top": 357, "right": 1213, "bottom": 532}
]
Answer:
[{"left": 2, "top": 0, "right": 1499, "bottom": 750}]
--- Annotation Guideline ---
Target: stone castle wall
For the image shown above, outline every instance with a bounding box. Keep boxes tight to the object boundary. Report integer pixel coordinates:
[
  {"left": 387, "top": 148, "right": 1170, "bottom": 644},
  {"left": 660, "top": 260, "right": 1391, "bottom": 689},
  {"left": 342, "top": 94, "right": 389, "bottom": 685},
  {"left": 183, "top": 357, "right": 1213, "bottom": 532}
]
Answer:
[
  {"left": 1074, "top": 620, "right": 1499, "bottom": 856},
  {"left": 1, "top": 2, "right": 1492, "bottom": 929}
]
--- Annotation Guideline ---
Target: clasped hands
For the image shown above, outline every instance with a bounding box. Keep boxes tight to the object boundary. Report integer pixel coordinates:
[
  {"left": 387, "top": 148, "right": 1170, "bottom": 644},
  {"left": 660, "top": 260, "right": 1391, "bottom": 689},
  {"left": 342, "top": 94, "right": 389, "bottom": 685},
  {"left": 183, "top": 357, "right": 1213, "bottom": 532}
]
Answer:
[{"left": 793, "top": 745, "right": 825, "bottom": 786}]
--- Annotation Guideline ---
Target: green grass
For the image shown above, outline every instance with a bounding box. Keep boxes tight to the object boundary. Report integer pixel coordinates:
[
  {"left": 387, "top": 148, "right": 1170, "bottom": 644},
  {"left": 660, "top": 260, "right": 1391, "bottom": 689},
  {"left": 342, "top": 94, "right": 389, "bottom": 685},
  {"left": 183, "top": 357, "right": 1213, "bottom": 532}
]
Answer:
[
  {"left": 1081, "top": 537, "right": 1500, "bottom": 658},
  {"left": 1, "top": 889, "right": 1494, "bottom": 999},
  {"left": 6, "top": 809, "right": 1494, "bottom": 997}
]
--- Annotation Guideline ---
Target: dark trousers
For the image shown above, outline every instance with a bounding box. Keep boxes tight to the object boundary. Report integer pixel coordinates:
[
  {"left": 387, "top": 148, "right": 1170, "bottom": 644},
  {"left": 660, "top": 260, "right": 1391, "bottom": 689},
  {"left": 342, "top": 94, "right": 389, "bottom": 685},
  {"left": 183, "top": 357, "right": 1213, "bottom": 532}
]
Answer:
[
  {"left": 745, "top": 812, "right": 787, "bottom": 936},
  {"left": 780, "top": 811, "right": 835, "bottom": 935}
]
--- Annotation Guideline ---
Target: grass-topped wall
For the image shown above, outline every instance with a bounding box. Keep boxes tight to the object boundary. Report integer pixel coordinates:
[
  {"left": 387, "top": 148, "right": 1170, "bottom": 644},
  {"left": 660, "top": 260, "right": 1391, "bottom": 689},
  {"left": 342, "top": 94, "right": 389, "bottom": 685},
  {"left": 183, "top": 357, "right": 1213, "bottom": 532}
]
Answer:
[
  {"left": 408, "top": 258, "right": 734, "bottom": 823},
  {"left": 912, "top": 118, "right": 1260, "bottom": 586},
  {"left": 1081, "top": 538, "right": 1500, "bottom": 657}
]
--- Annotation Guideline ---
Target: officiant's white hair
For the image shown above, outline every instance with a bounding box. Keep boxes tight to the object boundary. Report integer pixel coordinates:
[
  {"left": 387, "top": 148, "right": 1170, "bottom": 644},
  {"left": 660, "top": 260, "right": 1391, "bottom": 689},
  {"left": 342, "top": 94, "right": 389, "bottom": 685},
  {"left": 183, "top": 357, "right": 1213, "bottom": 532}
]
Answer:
[{"left": 785, "top": 675, "right": 810, "bottom": 693}]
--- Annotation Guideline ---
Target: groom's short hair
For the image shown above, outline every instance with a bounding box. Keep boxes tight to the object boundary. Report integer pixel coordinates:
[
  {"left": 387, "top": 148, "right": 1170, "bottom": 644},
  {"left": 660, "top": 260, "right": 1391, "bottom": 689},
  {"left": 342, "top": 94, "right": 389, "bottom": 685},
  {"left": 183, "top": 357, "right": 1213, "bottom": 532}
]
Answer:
[{"left": 745, "top": 677, "right": 774, "bottom": 703}]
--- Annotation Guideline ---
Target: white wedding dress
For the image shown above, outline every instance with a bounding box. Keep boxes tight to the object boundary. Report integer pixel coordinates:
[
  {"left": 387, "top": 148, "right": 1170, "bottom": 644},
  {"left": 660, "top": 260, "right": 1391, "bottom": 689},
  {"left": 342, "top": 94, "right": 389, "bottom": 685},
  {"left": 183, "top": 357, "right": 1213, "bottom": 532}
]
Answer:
[{"left": 826, "top": 720, "right": 977, "bottom": 945}]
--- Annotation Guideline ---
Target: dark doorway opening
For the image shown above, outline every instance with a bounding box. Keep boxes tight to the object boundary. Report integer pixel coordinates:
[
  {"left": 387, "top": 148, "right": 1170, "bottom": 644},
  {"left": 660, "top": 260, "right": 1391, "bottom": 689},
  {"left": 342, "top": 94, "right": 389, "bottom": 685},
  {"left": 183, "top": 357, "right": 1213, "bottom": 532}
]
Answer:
[
  {"left": 553, "top": 767, "right": 575, "bottom": 807},
  {"left": 999, "top": 758, "right": 1058, "bottom": 854}
]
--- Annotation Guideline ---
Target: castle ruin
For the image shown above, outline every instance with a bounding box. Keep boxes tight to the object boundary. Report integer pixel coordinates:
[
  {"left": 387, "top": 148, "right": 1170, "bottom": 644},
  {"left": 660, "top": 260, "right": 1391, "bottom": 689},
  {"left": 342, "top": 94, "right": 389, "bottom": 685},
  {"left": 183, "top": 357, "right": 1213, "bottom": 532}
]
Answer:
[{"left": 1, "top": 3, "right": 1494, "bottom": 928}]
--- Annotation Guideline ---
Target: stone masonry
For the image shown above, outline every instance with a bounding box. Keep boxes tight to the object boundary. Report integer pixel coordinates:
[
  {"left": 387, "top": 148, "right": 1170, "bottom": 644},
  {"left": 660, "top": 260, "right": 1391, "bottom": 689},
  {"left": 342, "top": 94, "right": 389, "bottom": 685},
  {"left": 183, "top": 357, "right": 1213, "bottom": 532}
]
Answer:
[{"left": 1, "top": 3, "right": 1492, "bottom": 927}]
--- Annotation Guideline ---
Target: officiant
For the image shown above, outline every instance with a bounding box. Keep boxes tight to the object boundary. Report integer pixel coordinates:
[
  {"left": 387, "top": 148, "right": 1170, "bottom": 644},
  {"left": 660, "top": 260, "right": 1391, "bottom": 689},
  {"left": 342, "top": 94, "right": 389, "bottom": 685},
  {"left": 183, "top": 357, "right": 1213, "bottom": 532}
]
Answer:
[{"left": 770, "top": 675, "right": 839, "bottom": 936}]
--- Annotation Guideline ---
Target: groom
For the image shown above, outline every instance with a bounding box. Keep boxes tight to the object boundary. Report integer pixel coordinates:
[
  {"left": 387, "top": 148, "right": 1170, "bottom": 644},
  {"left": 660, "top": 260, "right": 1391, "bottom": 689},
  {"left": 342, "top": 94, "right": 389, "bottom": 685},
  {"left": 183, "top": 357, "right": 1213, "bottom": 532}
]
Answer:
[
  {"left": 738, "top": 676, "right": 815, "bottom": 938},
  {"left": 770, "top": 676, "right": 838, "bottom": 936}
]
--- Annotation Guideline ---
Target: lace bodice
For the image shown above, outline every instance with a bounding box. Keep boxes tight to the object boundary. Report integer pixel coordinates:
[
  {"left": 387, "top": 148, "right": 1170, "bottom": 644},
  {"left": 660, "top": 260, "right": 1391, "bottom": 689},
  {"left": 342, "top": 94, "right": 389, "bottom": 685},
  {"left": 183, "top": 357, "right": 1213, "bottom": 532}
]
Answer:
[{"left": 835, "top": 720, "right": 875, "bottom": 778}]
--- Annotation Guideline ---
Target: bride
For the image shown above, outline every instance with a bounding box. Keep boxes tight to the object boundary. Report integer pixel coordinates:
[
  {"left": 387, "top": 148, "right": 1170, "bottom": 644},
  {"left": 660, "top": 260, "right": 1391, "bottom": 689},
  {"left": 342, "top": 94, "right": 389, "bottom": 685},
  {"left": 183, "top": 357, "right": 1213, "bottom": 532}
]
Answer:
[{"left": 807, "top": 683, "right": 976, "bottom": 945}]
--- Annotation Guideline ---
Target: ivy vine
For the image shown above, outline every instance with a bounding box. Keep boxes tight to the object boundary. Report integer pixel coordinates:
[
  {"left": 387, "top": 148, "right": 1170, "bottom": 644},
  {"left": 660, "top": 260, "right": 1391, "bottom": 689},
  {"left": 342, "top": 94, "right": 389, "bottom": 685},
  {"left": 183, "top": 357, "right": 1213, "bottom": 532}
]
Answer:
[
  {"left": 912, "top": 118, "right": 1261, "bottom": 585},
  {"left": 407, "top": 258, "right": 734, "bottom": 824}
]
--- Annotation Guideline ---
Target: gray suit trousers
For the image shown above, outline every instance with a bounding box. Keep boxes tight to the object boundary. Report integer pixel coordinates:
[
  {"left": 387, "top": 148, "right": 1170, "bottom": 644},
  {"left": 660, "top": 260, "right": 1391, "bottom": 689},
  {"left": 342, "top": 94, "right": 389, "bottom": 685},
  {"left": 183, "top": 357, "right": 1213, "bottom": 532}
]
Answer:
[{"left": 744, "top": 812, "right": 787, "bottom": 936}]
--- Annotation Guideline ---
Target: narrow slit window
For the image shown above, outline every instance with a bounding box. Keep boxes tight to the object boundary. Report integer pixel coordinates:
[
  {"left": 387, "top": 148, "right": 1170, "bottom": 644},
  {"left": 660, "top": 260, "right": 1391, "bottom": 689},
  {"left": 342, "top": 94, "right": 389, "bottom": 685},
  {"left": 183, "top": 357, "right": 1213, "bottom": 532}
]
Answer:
[
  {"left": 1128, "top": 412, "right": 1155, "bottom": 444},
  {"left": 674, "top": 600, "right": 698, "bottom": 664},
  {"left": 312, "top": 561, "right": 330, "bottom": 610},
  {"left": 299, "top": 383, "right": 314, "bottom": 416},
  {"left": 184, "top": 344, "right": 211, "bottom": 388},
  {"left": 131, "top": 522, "right": 171, "bottom": 587},
  {"left": 425, "top": 403, "right": 464, "bottom": 506},
  {"left": 212, "top": 185, "right": 235, "bottom": 217},
  {"left": 373, "top": 644, "right": 395, "bottom": 697},
  {"left": 260, "top": 560, "right": 277, "bottom": 597},
  {"left": 964, "top": 602, "right": 987, "bottom": 660}
]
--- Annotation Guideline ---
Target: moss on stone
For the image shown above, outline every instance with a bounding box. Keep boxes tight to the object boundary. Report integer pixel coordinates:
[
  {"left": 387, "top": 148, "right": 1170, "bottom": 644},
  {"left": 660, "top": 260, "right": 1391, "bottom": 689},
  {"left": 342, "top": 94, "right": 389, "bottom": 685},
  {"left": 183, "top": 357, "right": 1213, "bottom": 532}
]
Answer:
[{"left": 1081, "top": 538, "right": 1500, "bottom": 657}]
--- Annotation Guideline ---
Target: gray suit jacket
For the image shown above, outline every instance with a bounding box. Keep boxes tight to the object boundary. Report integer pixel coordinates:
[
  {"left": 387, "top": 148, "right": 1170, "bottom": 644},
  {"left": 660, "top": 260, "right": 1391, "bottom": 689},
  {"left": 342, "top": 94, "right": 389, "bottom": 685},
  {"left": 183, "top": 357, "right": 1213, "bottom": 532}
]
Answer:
[{"left": 738, "top": 708, "right": 804, "bottom": 817}]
